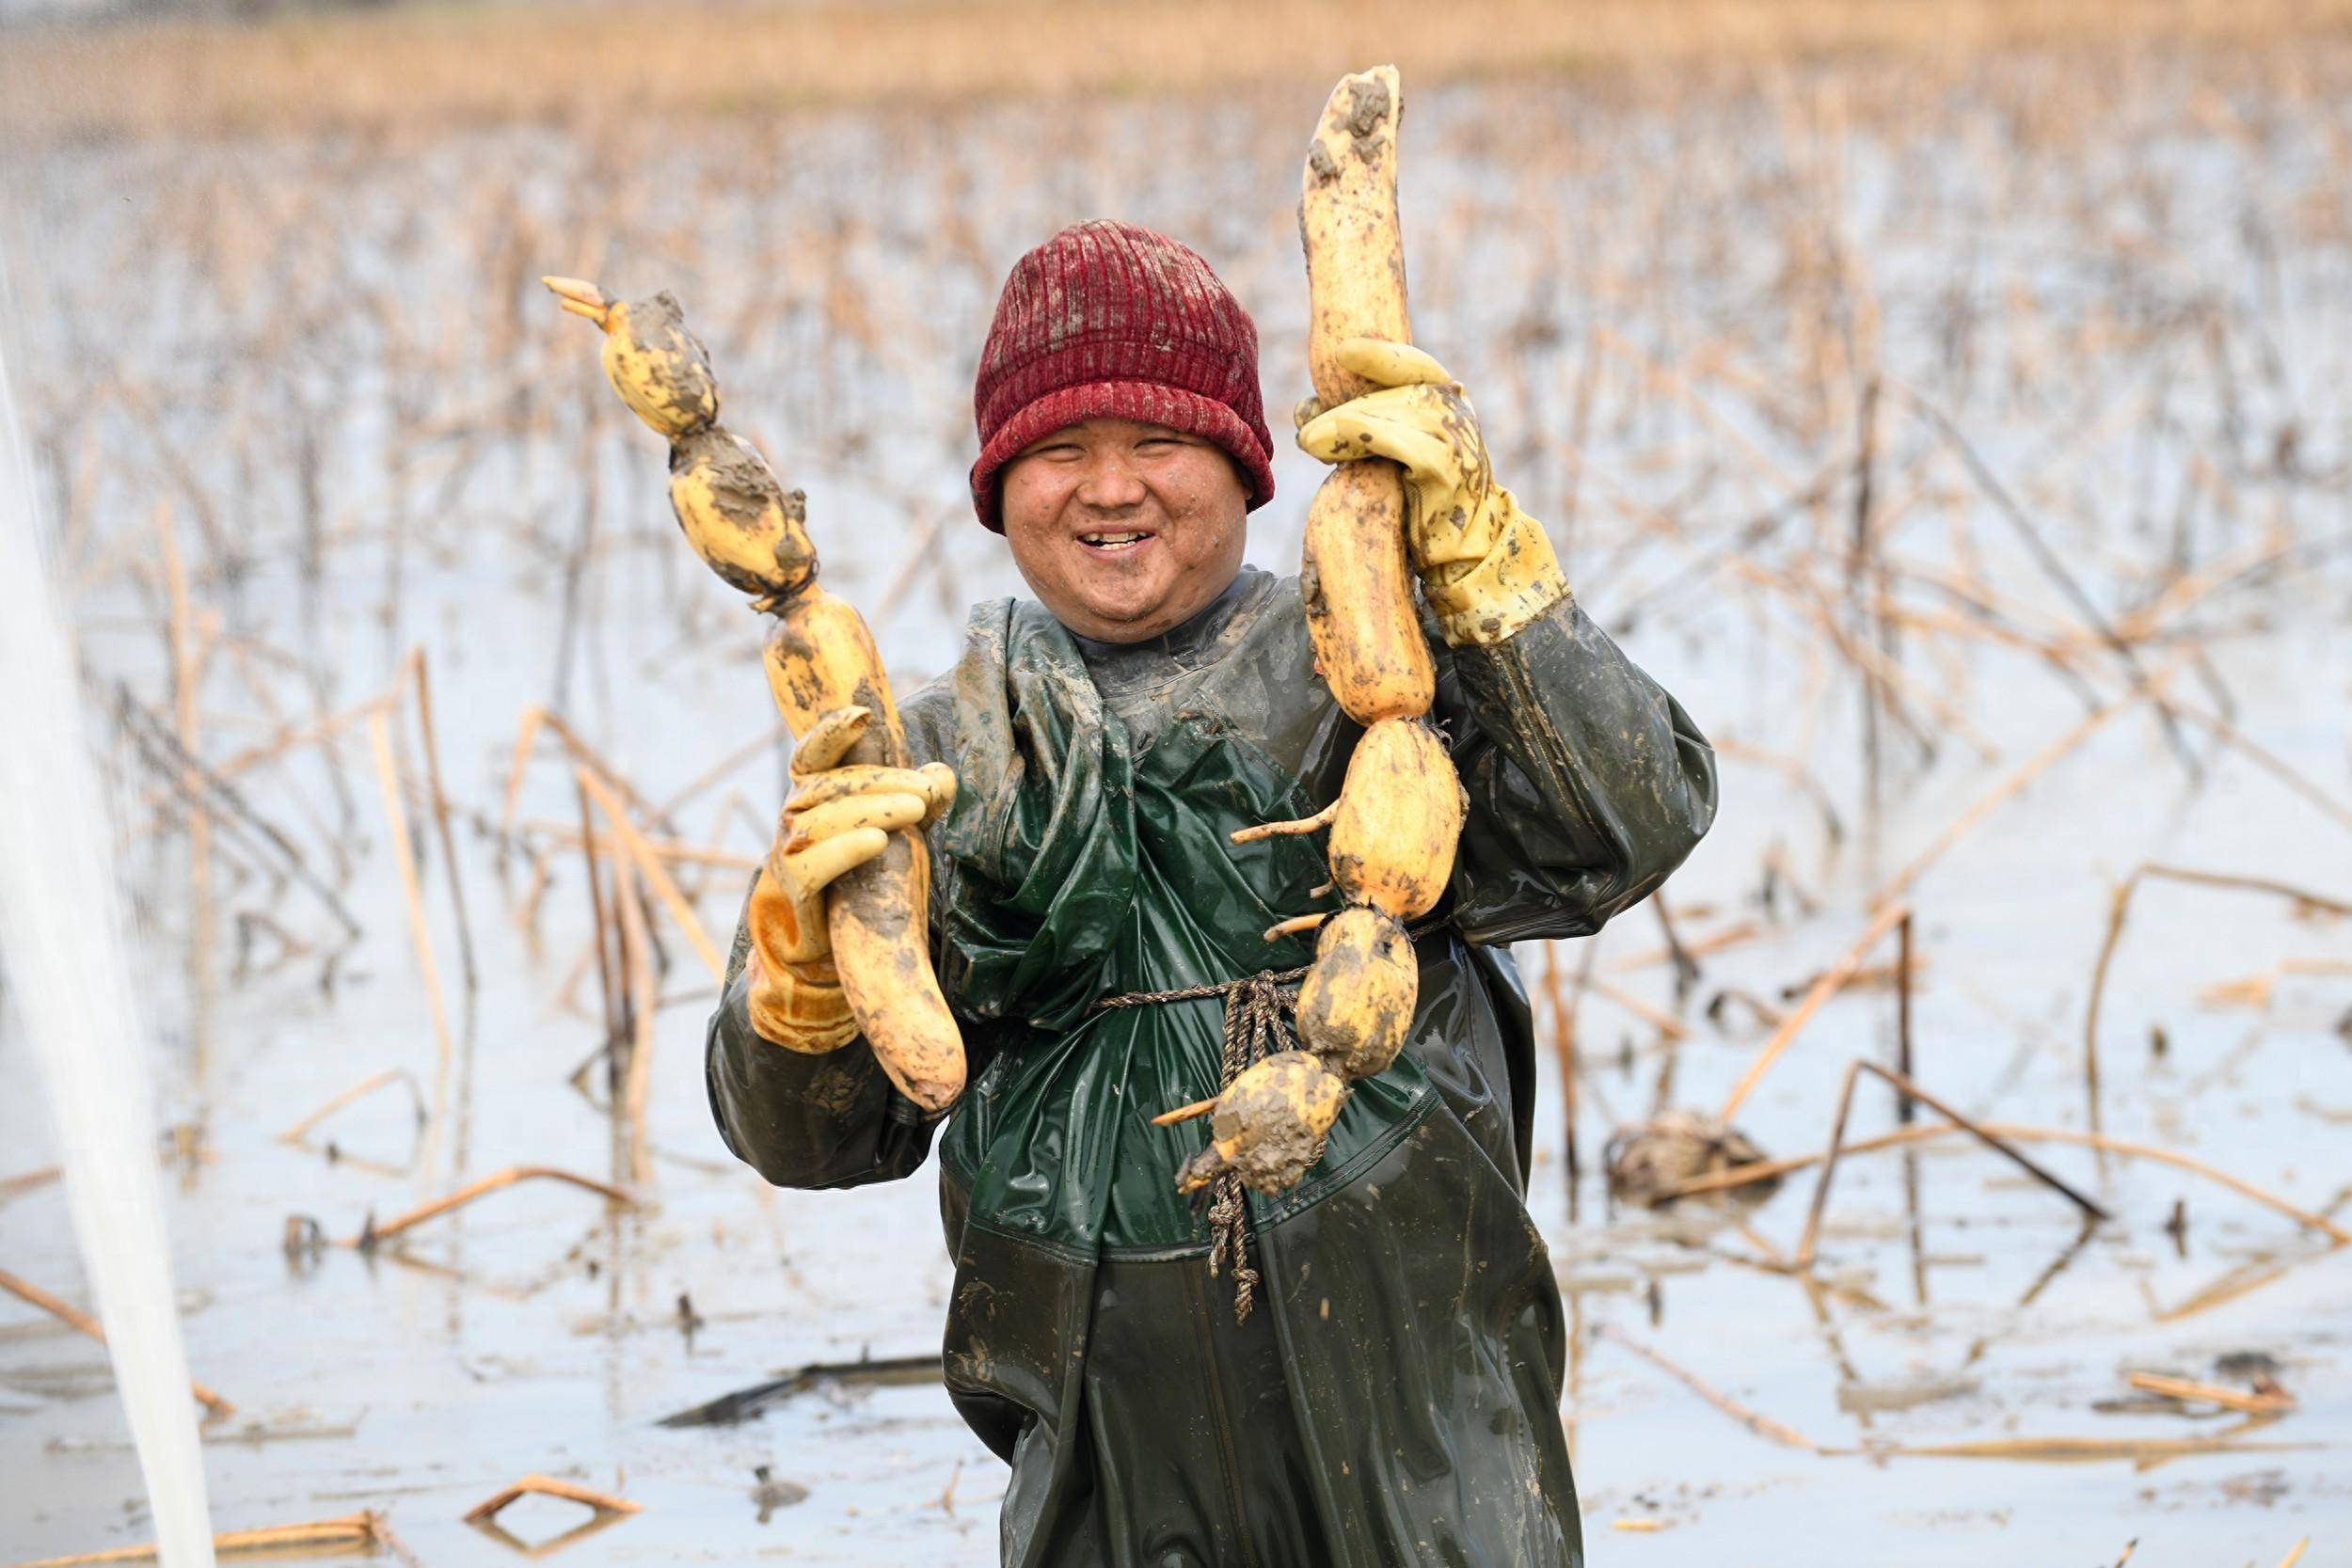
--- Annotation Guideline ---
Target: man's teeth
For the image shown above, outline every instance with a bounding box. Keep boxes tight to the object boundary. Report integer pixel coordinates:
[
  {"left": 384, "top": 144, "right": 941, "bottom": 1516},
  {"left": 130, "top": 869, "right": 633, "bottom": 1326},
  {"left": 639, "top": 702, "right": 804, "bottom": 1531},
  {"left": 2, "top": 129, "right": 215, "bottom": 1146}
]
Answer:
[{"left": 1082, "top": 532, "right": 1148, "bottom": 546}]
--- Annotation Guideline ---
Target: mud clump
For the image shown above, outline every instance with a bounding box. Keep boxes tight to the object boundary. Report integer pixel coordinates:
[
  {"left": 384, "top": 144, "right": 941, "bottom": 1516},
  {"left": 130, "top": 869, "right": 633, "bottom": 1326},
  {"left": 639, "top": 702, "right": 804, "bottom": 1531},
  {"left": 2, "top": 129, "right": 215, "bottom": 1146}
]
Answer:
[
  {"left": 1604, "top": 1112, "right": 1776, "bottom": 1208},
  {"left": 1177, "top": 1051, "right": 1348, "bottom": 1196}
]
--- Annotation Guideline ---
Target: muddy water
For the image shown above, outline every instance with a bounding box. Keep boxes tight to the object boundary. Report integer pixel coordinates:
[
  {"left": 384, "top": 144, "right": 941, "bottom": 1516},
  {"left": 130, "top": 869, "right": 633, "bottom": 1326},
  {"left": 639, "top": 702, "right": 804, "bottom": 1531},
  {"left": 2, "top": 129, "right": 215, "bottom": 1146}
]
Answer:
[{"left": 4, "top": 52, "right": 2350, "bottom": 1567}]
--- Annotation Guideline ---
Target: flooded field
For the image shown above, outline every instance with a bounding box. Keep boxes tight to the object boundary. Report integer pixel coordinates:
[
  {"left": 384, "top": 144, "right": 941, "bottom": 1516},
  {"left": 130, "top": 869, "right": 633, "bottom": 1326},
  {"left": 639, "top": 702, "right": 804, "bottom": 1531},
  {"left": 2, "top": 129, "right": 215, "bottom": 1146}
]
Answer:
[{"left": 3, "top": 21, "right": 2349, "bottom": 1565}]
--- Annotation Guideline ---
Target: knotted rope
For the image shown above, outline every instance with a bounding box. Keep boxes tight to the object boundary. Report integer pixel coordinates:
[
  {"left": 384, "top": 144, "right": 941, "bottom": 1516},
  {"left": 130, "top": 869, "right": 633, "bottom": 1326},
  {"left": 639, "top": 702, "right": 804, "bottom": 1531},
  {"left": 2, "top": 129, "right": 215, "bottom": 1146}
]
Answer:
[{"left": 1095, "top": 962, "right": 1310, "bottom": 1324}]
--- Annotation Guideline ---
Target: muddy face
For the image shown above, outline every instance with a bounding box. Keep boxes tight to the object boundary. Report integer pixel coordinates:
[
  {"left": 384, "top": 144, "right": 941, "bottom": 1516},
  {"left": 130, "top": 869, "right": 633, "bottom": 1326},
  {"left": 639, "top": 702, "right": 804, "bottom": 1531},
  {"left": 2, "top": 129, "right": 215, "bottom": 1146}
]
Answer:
[{"left": 998, "top": 417, "right": 1250, "bottom": 643}]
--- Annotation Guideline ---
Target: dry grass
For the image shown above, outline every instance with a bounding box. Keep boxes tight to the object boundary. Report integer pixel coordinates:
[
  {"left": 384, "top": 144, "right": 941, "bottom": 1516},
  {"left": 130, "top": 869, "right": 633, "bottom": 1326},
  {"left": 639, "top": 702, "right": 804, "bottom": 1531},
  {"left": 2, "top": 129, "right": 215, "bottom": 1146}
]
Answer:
[
  {"left": 7, "top": 0, "right": 2352, "bottom": 141},
  {"left": 2, "top": 10, "right": 2348, "bottom": 1543}
]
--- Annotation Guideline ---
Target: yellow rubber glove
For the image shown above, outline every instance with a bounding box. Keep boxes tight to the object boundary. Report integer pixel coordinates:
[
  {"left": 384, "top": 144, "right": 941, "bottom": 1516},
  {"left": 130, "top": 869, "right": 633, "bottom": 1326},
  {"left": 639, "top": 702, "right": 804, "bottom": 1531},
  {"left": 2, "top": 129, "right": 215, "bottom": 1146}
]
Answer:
[
  {"left": 1295, "top": 337, "right": 1570, "bottom": 646},
  {"left": 744, "top": 704, "right": 956, "bottom": 1053}
]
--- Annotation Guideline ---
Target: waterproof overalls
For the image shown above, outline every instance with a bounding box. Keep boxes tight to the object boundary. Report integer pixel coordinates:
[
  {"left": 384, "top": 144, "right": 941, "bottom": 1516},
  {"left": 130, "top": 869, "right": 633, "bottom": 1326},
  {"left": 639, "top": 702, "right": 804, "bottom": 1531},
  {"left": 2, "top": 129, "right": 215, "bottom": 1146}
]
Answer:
[{"left": 707, "top": 564, "right": 1717, "bottom": 1567}]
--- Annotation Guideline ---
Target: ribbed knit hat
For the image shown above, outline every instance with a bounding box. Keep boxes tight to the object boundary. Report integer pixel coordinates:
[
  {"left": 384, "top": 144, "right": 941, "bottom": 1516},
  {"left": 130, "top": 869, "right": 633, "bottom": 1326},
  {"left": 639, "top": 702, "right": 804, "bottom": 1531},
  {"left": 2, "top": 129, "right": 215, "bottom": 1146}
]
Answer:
[{"left": 969, "top": 220, "right": 1276, "bottom": 532}]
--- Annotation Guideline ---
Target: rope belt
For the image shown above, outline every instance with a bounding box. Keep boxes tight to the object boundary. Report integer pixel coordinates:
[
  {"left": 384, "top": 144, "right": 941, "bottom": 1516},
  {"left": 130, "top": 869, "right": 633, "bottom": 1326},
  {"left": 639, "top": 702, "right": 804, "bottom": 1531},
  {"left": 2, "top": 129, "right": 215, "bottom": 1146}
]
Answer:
[{"left": 1094, "top": 962, "right": 1311, "bottom": 1325}]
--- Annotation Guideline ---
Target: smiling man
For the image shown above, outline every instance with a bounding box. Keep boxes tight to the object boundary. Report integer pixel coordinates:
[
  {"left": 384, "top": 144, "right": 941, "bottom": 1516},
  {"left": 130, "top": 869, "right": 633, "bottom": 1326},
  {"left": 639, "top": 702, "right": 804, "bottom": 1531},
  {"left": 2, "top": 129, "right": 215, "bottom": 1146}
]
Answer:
[
  {"left": 993, "top": 415, "right": 1249, "bottom": 643},
  {"left": 706, "top": 219, "right": 1717, "bottom": 1568}
]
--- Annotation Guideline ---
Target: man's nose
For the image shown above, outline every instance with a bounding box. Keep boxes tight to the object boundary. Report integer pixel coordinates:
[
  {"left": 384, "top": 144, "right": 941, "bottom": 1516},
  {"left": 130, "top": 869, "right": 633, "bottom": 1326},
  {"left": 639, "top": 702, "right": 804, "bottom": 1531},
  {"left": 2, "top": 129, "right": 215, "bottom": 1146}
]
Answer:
[{"left": 1074, "top": 453, "right": 1148, "bottom": 511}]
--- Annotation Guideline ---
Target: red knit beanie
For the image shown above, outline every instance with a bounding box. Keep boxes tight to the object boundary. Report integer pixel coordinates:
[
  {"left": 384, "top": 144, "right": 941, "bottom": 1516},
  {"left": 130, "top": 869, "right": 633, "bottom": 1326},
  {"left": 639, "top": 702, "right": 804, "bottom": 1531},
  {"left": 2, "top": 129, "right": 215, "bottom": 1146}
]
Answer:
[{"left": 969, "top": 220, "right": 1276, "bottom": 532}]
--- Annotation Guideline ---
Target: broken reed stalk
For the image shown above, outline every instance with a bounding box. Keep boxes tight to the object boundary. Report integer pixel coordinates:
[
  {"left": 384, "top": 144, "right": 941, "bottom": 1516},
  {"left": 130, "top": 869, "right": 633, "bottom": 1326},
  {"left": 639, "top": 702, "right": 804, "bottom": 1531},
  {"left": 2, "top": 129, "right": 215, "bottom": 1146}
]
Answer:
[
  {"left": 463, "top": 1474, "right": 641, "bottom": 1522},
  {"left": 2199, "top": 956, "right": 2352, "bottom": 1008},
  {"left": 2279, "top": 1539, "right": 2310, "bottom": 1568},
  {"left": 155, "top": 502, "right": 211, "bottom": 998},
  {"left": 403, "top": 648, "right": 479, "bottom": 995},
  {"left": 612, "top": 846, "right": 659, "bottom": 1189},
  {"left": 2151, "top": 1248, "right": 2329, "bottom": 1325},
  {"left": 1868, "top": 1426, "right": 2300, "bottom": 1464},
  {"left": 1796, "top": 567, "right": 1998, "bottom": 760},
  {"left": 2107, "top": 531, "right": 2284, "bottom": 644},
  {"left": 2085, "top": 863, "right": 2352, "bottom": 1134},
  {"left": 875, "top": 500, "right": 958, "bottom": 619},
  {"left": 516, "top": 848, "right": 555, "bottom": 941},
  {"left": 578, "top": 766, "right": 724, "bottom": 982},
  {"left": 1868, "top": 691, "right": 2143, "bottom": 911},
  {"left": 1650, "top": 893, "right": 1700, "bottom": 998},
  {"left": 1610, "top": 919, "right": 1762, "bottom": 974},
  {"left": 2125, "top": 1370, "right": 2296, "bottom": 1416},
  {"left": 575, "top": 771, "right": 624, "bottom": 1072},
  {"left": 1892, "top": 378, "right": 2194, "bottom": 771},
  {"left": 2, "top": 1512, "right": 385, "bottom": 1568},
  {"left": 1793, "top": 1059, "right": 2107, "bottom": 1269},
  {"left": 1894, "top": 911, "right": 1915, "bottom": 1121},
  {"left": 1539, "top": 940, "right": 1589, "bottom": 1201},
  {"left": 0, "top": 1267, "right": 233, "bottom": 1418},
  {"left": 1595, "top": 1323, "right": 1823, "bottom": 1453},
  {"left": 1718, "top": 899, "right": 1909, "bottom": 1122},
  {"left": 367, "top": 706, "right": 454, "bottom": 1173},
  {"left": 345, "top": 1164, "right": 636, "bottom": 1249},
  {"left": 276, "top": 1067, "right": 422, "bottom": 1146},
  {"left": 523, "top": 819, "right": 759, "bottom": 872},
  {"left": 114, "top": 686, "right": 364, "bottom": 942},
  {"left": 2084, "top": 881, "right": 2131, "bottom": 1139},
  {"left": 501, "top": 705, "right": 673, "bottom": 841},
  {"left": 1584, "top": 975, "right": 1690, "bottom": 1041},
  {"left": 1708, "top": 738, "right": 1845, "bottom": 848},
  {"left": 1664, "top": 1119, "right": 2350, "bottom": 1244},
  {"left": 1568, "top": 941, "right": 1599, "bottom": 1194},
  {"left": 2162, "top": 696, "right": 2352, "bottom": 839},
  {"left": 656, "top": 718, "right": 793, "bottom": 817},
  {"left": 501, "top": 706, "right": 548, "bottom": 840},
  {"left": 130, "top": 692, "right": 389, "bottom": 828},
  {"left": 0, "top": 1168, "right": 61, "bottom": 1201}
]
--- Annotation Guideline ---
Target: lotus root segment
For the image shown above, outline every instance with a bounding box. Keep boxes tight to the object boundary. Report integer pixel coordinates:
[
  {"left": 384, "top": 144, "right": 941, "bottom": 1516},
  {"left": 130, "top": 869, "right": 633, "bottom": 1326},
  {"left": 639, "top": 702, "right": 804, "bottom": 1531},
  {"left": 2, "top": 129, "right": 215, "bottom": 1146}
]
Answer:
[
  {"left": 547, "top": 274, "right": 964, "bottom": 1113},
  {"left": 763, "top": 601, "right": 965, "bottom": 1112},
  {"left": 604, "top": 291, "right": 721, "bottom": 438},
  {"left": 1327, "top": 716, "right": 1464, "bottom": 920},
  {"left": 669, "top": 428, "right": 818, "bottom": 601},
  {"left": 1184, "top": 68, "right": 1439, "bottom": 1198},
  {"left": 1300, "top": 66, "right": 1409, "bottom": 408},
  {"left": 545, "top": 277, "right": 814, "bottom": 604},
  {"left": 1302, "top": 464, "right": 1434, "bottom": 722},
  {"left": 1175, "top": 1051, "right": 1350, "bottom": 1196},
  {"left": 1295, "top": 906, "right": 1418, "bottom": 1080}
]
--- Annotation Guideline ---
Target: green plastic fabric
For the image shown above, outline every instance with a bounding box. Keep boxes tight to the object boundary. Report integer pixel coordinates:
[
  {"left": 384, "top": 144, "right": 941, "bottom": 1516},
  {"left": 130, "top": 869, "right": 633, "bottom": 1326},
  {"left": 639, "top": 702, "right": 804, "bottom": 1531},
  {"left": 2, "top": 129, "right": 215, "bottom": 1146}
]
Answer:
[{"left": 931, "top": 594, "right": 1432, "bottom": 1254}]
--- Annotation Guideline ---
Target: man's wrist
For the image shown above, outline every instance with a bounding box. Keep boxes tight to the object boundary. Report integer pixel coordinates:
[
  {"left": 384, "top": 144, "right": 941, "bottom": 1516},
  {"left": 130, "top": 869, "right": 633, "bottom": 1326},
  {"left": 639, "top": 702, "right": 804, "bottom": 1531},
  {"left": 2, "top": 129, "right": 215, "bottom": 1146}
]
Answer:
[
  {"left": 1421, "top": 501, "right": 1571, "bottom": 646},
  {"left": 743, "top": 945, "right": 861, "bottom": 1053}
]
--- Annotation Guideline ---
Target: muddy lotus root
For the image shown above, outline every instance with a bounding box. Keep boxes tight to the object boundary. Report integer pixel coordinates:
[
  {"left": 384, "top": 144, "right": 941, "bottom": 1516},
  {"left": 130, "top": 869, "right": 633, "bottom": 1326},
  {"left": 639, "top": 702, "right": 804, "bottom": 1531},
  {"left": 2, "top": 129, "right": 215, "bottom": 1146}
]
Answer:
[
  {"left": 546, "top": 275, "right": 964, "bottom": 1112},
  {"left": 1188, "top": 67, "right": 1472, "bottom": 1199},
  {"left": 1176, "top": 1051, "right": 1351, "bottom": 1196}
]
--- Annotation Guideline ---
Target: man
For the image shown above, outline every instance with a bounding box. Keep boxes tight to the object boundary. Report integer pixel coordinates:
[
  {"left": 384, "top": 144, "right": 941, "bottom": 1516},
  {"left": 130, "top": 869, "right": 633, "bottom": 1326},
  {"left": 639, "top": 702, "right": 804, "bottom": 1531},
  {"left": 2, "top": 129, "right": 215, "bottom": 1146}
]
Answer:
[{"left": 707, "top": 218, "right": 1716, "bottom": 1567}]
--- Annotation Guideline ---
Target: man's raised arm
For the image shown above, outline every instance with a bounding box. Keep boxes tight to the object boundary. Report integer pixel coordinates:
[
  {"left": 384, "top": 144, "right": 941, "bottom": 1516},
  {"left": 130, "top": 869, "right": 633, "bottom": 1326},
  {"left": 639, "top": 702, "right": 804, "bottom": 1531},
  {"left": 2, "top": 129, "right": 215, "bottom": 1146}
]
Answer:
[
  {"left": 1295, "top": 336, "right": 1718, "bottom": 945},
  {"left": 704, "top": 705, "right": 960, "bottom": 1189}
]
